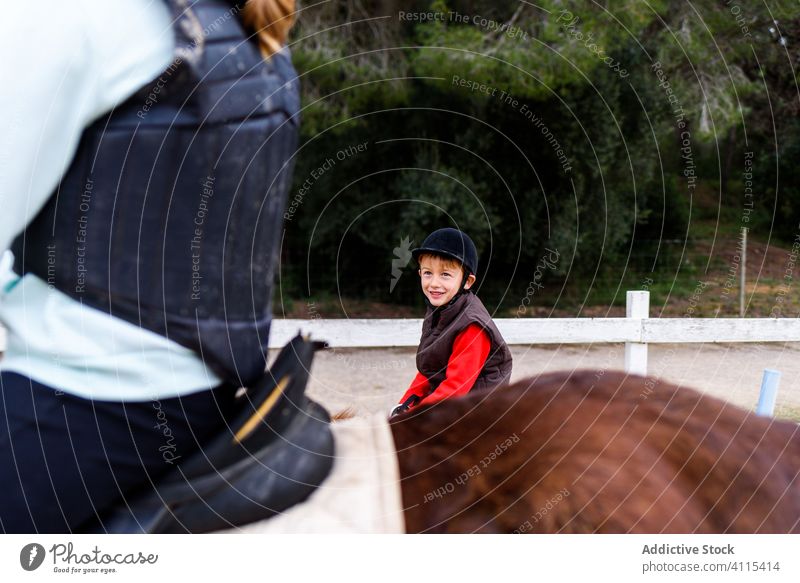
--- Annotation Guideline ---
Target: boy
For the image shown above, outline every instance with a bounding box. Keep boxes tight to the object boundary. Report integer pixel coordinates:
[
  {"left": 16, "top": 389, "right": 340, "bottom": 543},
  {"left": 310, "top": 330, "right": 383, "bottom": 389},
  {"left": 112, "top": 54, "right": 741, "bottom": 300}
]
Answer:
[{"left": 391, "top": 228, "right": 512, "bottom": 416}]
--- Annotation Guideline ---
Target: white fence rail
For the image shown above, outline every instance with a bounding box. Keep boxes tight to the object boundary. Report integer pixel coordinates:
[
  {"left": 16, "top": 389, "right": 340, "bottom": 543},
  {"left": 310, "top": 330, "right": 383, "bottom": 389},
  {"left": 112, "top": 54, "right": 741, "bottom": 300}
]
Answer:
[
  {"left": 271, "top": 292, "right": 800, "bottom": 376},
  {"left": 270, "top": 317, "right": 800, "bottom": 345},
  {"left": 2, "top": 292, "right": 798, "bottom": 376}
]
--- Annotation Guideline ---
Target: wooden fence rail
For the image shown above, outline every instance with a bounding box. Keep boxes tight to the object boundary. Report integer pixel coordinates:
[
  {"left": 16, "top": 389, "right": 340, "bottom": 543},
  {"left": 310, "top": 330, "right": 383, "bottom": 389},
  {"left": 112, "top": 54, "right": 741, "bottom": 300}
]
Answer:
[
  {"left": 270, "top": 292, "right": 800, "bottom": 376},
  {"left": 1, "top": 292, "right": 798, "bottom": 376}
]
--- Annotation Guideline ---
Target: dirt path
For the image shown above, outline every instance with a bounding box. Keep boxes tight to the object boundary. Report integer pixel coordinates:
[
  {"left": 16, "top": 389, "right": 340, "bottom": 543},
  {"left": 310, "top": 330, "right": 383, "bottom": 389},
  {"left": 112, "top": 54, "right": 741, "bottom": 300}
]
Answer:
[{"left": 279, "top": 342, "right": 800, "bottom": 419}]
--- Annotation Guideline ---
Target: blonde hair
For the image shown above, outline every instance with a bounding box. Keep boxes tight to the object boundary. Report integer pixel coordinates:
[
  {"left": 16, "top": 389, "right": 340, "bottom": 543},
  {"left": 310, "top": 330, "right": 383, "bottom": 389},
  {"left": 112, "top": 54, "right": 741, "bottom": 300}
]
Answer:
[{"left": 242, "top": 0, "right": 296, "bottom": 58}]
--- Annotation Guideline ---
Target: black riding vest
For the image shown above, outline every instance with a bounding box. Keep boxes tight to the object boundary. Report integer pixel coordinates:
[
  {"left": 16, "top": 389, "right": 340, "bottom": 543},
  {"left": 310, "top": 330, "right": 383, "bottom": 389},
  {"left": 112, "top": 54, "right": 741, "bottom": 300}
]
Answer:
[
  {"left": 417, "top": 291, "right": 513, "bottom": 395},
  {"left": 11, "top": 0, "right": 299, "bottom": 386}
]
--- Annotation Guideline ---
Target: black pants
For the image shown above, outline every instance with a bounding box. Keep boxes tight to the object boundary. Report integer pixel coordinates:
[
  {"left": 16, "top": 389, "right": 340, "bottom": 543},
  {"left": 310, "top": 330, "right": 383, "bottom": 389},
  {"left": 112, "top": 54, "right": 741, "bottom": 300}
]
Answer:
[{"left": 0, "top": 371, "right": 237, "bottom": 533}]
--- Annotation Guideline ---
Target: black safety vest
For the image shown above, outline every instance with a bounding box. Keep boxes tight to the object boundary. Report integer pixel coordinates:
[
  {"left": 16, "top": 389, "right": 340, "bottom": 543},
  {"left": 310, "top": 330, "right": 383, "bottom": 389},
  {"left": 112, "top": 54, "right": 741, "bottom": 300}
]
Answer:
[
  {"left": 11, "top": 0, "right": 299, "bottom": 386},
  {"left": 417, "top": 292, "right": 513, "bottom": 394}
]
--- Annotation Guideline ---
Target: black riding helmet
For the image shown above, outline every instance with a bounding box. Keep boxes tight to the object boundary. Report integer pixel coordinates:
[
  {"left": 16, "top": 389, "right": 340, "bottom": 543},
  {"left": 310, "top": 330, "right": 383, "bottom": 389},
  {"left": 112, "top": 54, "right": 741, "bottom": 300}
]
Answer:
[{"left": 412, "top": 228, "right": 478, "bottom": 296}]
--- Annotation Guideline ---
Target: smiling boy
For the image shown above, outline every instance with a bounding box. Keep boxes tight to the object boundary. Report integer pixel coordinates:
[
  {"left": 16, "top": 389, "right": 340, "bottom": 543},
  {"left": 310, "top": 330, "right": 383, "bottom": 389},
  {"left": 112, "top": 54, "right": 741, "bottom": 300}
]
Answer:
[{"left": 391, "top": 228, "right": 512, "bottom": 416}]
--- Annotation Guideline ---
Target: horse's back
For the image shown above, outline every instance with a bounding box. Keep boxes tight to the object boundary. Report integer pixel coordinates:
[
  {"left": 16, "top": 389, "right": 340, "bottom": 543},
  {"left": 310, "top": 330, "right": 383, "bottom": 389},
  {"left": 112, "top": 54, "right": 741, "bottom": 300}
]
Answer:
[{"left": 391, "top": 370, "right": 800, "bottom": 533}]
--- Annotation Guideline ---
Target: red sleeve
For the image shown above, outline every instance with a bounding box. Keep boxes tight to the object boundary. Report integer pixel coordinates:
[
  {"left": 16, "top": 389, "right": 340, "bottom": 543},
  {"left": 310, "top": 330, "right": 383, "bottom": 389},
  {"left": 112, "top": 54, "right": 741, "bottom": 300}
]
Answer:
[
  {"left": 417, "top": 324, "right": 491, "bottom": 407},
  {"left": 398, "top": 371, "right": 431, "bottom": 405}
]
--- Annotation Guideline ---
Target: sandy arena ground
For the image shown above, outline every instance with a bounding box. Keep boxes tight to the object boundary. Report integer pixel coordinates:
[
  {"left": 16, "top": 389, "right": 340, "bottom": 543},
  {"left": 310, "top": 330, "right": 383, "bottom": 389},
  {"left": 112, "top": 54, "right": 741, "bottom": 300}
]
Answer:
[{"left": 274, "top": 342, "right": 800, "bottom": 419}]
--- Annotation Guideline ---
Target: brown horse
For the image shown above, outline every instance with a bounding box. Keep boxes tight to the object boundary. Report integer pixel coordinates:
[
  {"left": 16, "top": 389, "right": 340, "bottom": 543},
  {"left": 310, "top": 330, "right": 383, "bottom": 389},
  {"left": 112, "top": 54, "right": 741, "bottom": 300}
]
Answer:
[
  {"left": 391, "top": 370, "right": 800, "bottom": 533},
  {"left": 105, "top": 341, "right": 798, "bottom": 534}
]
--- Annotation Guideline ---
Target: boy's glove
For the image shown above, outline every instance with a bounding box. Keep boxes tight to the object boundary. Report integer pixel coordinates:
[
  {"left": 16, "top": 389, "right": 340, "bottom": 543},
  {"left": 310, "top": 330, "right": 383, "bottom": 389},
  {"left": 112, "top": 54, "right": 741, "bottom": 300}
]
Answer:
[
  {"left": 389, "top": 395, "right": 421, "bottom": 418},
  {"left": 389, "top": 404, "right": 408, "bottom": 418}
]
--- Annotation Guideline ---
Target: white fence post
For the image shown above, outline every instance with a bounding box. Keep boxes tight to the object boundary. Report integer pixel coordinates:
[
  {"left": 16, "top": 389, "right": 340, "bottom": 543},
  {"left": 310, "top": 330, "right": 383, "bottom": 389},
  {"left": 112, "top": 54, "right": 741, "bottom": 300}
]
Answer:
[
  {"left": 755, "top": 369, "right": 781, "bottom": 416},
  {"left": 625, "top": 290, "right": 649, "bottom": 376}
]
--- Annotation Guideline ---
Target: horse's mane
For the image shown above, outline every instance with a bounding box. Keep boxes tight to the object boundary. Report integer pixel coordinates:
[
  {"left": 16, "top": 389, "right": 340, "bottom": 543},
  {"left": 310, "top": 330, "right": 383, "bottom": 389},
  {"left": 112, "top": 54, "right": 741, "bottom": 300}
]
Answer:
[
  {"left": 389, "top": 370, "right": 800, "bottom": 533},
  {"left": 331, "top": 407, "right": 356, "bottom": 422}
]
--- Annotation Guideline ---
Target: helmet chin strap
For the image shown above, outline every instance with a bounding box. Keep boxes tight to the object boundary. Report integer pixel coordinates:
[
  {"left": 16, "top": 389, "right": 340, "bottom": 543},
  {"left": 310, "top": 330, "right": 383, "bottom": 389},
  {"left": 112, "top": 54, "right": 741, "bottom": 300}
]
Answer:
[{"left": 456, "top": 269, "right": 473, "bottom": 296}]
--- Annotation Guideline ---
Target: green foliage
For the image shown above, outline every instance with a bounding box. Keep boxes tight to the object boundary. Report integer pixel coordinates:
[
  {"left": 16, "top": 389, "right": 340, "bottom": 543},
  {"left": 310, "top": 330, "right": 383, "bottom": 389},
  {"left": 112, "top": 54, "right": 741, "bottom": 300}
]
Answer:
[{"left": 282, "top": 0, "right": 800, "bottom": 308}]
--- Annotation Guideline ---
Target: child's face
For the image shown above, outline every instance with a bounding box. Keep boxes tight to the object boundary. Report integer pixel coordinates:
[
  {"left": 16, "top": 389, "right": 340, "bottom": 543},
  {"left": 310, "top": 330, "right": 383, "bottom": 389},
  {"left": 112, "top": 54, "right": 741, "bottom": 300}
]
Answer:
[{"left": 418, "top": 256, "right": 475, "bottom": 307}]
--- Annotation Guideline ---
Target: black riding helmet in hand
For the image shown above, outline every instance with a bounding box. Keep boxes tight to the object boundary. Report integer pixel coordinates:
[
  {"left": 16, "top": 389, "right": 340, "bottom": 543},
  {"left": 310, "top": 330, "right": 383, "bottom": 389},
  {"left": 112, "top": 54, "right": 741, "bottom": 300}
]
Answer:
[{"left": 411, "top": 228, "right": 478, "bottom": 296}]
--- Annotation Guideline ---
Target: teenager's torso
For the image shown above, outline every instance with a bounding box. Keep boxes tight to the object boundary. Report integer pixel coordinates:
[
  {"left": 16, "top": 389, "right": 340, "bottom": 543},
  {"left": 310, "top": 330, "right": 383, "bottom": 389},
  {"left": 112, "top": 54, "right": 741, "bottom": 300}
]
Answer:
[{"left": 0, "top": 0, "right": 220, "bottom": 400}]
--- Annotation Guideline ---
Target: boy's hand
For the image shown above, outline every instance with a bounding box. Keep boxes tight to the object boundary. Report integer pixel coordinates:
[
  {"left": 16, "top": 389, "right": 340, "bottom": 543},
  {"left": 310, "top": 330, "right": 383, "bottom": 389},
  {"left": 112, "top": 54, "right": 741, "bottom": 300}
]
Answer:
[
  {"left": 389, "top": 395, "right": 421, "bottom": 418},
  {"left": 389, "top": 404, "right": 408, "bottom": 418}
]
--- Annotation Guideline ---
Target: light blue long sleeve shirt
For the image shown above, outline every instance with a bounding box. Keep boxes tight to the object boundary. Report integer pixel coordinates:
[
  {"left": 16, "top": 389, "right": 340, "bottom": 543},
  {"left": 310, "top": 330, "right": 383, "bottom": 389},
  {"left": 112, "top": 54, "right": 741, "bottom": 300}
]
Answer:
[{"left": 0, "top": 0, "right": 223, "bottom": 400}]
